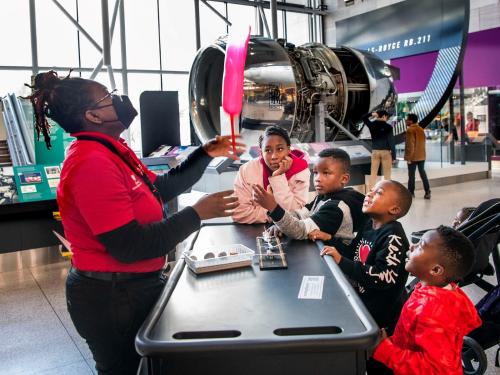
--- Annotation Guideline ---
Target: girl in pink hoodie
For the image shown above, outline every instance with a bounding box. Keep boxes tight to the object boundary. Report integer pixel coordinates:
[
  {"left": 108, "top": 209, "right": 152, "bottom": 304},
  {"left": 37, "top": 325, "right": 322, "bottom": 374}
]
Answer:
[{"left": 232, "top": 126, "right": 310, "bottom": 224}]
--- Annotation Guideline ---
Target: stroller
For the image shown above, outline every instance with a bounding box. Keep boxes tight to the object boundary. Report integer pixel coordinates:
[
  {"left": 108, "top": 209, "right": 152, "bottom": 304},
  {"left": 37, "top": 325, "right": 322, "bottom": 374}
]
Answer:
[{"left": 410, "top": 198, "right": 500, "bottom": 375}]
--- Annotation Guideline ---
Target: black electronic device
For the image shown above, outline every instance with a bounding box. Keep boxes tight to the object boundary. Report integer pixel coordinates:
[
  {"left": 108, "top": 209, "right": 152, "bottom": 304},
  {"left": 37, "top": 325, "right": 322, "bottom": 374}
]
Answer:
[{"left": 139, "top": 91, "right": 180, "bottom": 157}]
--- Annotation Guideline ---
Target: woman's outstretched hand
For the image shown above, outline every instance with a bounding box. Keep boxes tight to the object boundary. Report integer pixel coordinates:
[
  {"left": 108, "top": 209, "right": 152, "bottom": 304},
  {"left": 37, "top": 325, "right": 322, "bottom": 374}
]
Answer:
[
  {"left": 192, "top": 190, "right": 239, "bottom": 220},
  {"left": 202, "top": 135, "right": 246, "bottom": 160}
]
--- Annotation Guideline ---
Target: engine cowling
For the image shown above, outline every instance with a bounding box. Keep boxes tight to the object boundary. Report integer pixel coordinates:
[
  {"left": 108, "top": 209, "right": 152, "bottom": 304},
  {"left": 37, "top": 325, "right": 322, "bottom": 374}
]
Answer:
[{"left": 189, "top": 36, "right": 396, "bottom": 143}]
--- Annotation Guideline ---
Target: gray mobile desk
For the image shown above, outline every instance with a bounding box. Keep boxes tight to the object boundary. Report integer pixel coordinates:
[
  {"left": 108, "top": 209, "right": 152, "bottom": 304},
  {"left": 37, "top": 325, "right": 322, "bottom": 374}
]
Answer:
[{"left": 136, "top": 223, "right": 378, "bottom": 375}]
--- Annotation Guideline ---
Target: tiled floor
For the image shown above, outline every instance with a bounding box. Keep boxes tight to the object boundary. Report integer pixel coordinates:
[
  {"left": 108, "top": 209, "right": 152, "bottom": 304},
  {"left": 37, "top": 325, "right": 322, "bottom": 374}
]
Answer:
[
  {"left": 0, "top": 170, "right": 499, "bottom": 375},
  {"left": 0, "top": 262, "right": 95, "bottom": 375}
]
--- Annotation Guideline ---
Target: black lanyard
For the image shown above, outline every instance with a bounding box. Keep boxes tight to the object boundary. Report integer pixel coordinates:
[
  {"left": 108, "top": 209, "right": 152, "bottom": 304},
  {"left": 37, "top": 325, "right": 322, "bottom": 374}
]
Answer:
[{"left": 76, "top": 135, "right": 167, "bottom": 219}]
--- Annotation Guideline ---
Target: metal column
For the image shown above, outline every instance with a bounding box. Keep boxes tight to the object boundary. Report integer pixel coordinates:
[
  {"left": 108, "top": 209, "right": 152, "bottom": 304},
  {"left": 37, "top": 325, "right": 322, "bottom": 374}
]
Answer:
[
  {"left": 449, "top": 95, "right": 455, "bottom": 164},
  {"left": 119, "top": 0, "right": 128, "bottom": 94},
  {"left": 29, "top": 0, "right": 38, "bottom": 76},
  {"left": 314, "top": 102, "right": 326, "bottom": 142},
  {"left": 270, "top": 0, "right": 278, "bottom": 39},
  {"left": 194, "top": 0, "right": 201, "bottom": 50},
  {"left": 459, "top": 70, "right": 466, "bottom": 165},
  {"left": 101, "top": 0, "right": 111, "bottom": 65},
  {"left": 91, "top": 0, "right": 121, "bottom": 80}
]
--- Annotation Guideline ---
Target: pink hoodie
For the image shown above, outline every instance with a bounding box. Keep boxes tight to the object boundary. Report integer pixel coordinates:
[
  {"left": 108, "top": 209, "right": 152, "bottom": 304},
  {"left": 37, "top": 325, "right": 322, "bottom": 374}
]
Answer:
[{"left": 232, "top": 150, "right": 311, "bottom": 224}]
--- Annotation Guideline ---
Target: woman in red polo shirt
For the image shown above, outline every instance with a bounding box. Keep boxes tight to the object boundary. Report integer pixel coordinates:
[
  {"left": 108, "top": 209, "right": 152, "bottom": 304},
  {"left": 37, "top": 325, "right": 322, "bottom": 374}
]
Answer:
[{"left": 26, "top": 71, "right": 244, "bottom": 375}]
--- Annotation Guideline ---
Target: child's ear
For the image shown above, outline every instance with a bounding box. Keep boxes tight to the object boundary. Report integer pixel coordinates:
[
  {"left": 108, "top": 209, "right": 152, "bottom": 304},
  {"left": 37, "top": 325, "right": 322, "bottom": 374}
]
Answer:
[
  {"left": 388, "top": 205, "right": 401, "bottom": 217},
  {"left": 341, "top": 173, "right": 350, "bottom": 186},
  {"left": 430, "top": 264, "right": 445, "bottom": 277}
]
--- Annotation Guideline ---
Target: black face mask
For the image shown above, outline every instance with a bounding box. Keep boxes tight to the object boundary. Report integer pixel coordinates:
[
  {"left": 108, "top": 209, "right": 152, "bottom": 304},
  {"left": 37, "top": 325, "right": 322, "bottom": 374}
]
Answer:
[
  {"left": 89, "top": 94, "right": 138, "bottom": 129},
  {"left": 109, "top": 95, "right": 137, "bottom": 129}
]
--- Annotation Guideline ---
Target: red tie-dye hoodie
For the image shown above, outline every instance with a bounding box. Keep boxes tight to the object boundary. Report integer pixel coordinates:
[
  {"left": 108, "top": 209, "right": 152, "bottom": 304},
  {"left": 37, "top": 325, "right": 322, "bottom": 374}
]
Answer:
[{"left": 373, "top": 282, "right": 482, "bottom": 375}]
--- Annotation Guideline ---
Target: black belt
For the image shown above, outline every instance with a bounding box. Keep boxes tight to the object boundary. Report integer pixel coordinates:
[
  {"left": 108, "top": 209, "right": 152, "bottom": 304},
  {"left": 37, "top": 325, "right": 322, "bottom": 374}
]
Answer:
[{"left": 70, "top": 267, "right": 163, "bottom": 282}]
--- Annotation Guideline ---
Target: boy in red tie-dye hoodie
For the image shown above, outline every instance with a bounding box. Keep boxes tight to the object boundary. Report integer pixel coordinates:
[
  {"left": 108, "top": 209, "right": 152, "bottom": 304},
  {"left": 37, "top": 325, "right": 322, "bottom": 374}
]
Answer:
[{"left": 373, "top": 225, "right": 481, "bottom": 374}]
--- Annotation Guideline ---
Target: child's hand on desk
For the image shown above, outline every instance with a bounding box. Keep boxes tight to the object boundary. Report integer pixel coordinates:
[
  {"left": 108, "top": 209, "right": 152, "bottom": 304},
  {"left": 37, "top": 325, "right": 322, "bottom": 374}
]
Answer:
[
  {"left": 266, "top": 225, "right": 282, "bottom": 237},
  {"left": 379, "top": 328, "right": 388, "bottom": 342},
  {"left": 252, "top": 184, "right": 277, "bottom": 212},
  {"left": 308, "top": 229, "right": 332, "bottom": 242},
  {"left": 374, "top": 328, "right": 388, "bottom": 351},
  {"left": 369, "top": 328, "right": 389, "bottom": 357},
  {"left": 320, "top": 246, "right": 342, "bottom": 264}
]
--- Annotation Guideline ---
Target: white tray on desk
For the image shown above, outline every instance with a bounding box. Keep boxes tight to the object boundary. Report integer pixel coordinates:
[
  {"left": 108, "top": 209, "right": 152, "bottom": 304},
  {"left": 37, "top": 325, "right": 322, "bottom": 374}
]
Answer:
[{"left": 183, "top": 243, "right": 255, "bottom": 274}]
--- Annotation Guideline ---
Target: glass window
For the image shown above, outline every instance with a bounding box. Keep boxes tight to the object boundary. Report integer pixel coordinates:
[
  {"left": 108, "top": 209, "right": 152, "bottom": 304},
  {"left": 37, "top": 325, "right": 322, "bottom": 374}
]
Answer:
[
  {"left": 0, "top": 1, "right": 31, "bottom": 66},
  {"left": 285, "top": 12, "right": 310, "bottom": 46},
  {"left": 0, "top": 71, "right": 32, "bottom": 97},
  {"left": 162, "top": 74, "right": 190, "bottom": 145},
  {"left": 159, "top": 2, "right": 196, "bottom": 71},
  {"left": 200, "top": 1, "right": 227, "bottom": 47},
  {"left": 263, "top": 9, "right": 285, "bottom": 39},
  {"left": 36, "top": 0, "right": 80, "bottom": 68},
  {"left": 227, "top": 4, "right": 255, "bottom": 34},
  {"left": 124, "top": 0, "right": 160, "bottom": 70},
  {"left": 77, "top": 0, "right": 122, "bottom": 70},
  {"left": 92, "top": 72, "right": 123, "bottom": 96},
  {"left": 285, "top": 0, "right": 308, "bottom": 5},
  {"left": 126, "top": 73, "right": 162, "bottom": 153}
]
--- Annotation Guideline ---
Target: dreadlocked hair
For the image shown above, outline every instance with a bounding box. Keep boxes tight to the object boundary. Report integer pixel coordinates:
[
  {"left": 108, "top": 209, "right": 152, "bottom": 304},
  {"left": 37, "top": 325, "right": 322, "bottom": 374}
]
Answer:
[{"left": 24, "top": 70, "right": 96, "bottom": 150}]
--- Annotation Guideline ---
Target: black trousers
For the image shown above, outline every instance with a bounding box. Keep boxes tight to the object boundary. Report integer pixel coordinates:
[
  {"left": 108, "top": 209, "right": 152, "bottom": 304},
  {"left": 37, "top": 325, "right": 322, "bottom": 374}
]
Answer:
[
  {"left": 407, "top": 160, "right": 430, "bottom": 194},
  {"left": 66, "top": 271, "right": 166, "bottom": 375}
]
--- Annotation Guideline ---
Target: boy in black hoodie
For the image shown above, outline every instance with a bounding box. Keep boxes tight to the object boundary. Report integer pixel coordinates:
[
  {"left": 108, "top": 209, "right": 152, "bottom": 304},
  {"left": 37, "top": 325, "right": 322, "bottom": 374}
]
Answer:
[
  {"left": 318, "top": 180, "right": 412, "bottom": 335},
  {"left": 252, "top": 148, "right": 366, "bottom": 248}
]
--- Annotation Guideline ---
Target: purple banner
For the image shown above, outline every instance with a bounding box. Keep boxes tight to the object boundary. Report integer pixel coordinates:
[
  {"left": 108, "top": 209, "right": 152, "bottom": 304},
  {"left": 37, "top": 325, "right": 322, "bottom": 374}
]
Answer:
[{"left": 391, "top": 27, "right": 500, "bottom": 93}]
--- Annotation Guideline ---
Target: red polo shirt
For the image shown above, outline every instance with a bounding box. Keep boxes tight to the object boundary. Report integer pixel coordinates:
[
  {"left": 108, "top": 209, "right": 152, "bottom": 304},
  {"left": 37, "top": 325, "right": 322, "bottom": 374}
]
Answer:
[{"left": 57, "top": 132, "right": 165, "bottom": 272}]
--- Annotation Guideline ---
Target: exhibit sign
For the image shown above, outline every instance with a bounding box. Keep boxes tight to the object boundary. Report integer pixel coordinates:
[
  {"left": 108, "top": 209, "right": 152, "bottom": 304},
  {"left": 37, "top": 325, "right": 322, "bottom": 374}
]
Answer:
[
  {"left": 336, "top": 0, "right": 466, "bottom": 60},
  {"left": 0, "top": 167, "right": 18, "bottom": 205},
  {"left": 13, "top": 164, "right": 61, "bottom": 202},
  {"left": 34, "top": 118, "right": 74, "bottom": 165}
]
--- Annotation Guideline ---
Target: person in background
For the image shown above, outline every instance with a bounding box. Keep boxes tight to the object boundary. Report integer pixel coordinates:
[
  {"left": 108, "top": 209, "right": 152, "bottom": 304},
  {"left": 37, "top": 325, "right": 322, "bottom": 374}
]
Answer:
[
  {"left": 404, "top": 113, "right": 431, "bottom": 199},
  {"left": 440, "top": 117, "right": 450, "bottom": 132},
  {"left": 452, "top": 207, "right": 476, "bottom": 229},
  {"left": 466, "top": 111, "right": 479, "bottom": 132},
  {"left": 372, "top": 226, "right": 481, "bottom": 374},
  {"left": 363, "top": 110, "right": 396, "bottom": 191},
  {"left": 26, "top": 70, "right": 245, "bottom": 375},
  {"left": 232, "top": 126, "right": 310, "bottom": 224}
]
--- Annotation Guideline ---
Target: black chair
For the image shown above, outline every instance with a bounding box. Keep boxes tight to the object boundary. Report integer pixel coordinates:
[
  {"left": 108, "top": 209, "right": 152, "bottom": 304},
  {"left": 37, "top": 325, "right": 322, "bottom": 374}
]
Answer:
[{"left": 409, "top": 199, "right": 500, "bottom": 290}]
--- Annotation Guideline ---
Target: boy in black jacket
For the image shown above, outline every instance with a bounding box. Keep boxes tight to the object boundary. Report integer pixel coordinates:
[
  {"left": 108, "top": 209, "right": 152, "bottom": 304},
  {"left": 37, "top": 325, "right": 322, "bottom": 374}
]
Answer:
[
  {"left": 318, "top": 180, "right": 412, "bottom": 334},
  {"left": 252, "top": 148, "right": 366, "bottom": 248}
]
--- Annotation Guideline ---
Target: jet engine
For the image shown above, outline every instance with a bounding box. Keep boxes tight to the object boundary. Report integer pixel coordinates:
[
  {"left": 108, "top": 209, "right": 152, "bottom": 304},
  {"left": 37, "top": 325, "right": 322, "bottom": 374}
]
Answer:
[{"left": 189, "top": 36, "right": 396, "bottom": 143}]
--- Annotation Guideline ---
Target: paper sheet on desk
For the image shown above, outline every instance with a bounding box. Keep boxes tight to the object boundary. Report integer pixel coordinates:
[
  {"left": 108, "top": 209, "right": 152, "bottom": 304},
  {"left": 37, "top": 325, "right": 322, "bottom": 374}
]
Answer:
[{"left": 298, "top": 276, "right": 324, "bottom": 299}]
